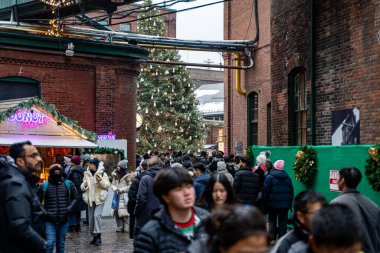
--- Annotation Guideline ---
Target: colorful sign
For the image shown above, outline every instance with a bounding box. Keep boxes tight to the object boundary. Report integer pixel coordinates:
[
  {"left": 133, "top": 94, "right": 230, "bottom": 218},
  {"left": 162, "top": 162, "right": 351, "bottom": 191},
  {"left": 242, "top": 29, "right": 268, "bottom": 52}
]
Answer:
[
  {"left": 98, "top": 132, "right": 116, "bottom": 140},
  {"left": 7, "top": 109, "right": 49, "bottom": 129},
  {"left": 329, "top": 170, "right": 341, "bottom": 192}
]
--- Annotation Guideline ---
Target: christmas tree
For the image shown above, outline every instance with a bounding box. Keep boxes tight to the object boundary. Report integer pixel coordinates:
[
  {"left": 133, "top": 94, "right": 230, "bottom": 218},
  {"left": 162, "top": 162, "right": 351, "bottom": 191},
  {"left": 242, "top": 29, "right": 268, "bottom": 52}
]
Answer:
[{"left": 136, "top": 0, "right": 206, "bottom": 154}]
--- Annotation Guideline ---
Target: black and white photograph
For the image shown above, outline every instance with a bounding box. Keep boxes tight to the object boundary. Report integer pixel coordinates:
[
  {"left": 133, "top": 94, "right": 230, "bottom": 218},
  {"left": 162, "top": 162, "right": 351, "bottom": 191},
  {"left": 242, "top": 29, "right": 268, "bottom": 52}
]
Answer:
[{"left": 332, "top": 107, "right": 360, "bottom": 145}]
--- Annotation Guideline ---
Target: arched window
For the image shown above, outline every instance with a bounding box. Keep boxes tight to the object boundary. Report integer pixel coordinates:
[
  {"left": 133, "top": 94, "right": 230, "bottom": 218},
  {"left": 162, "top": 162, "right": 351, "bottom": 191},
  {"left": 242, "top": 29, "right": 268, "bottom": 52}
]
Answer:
[
  {"left": 0, "top": 77, "right": 40, "bottom": 101},
  {"left": 248, "top": 91, "right": 258, "bottom": 146},
  {"left": 289, "top": 68, "right": 307, "bottom": 145}
]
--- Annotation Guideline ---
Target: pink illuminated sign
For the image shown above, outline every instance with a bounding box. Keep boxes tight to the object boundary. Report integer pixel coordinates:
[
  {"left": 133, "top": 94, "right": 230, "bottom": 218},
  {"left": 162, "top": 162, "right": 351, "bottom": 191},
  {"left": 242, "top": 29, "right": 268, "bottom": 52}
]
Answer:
[
  {"left": 98, "top": 132, "right": 116, "bottom": 140},
  {"left": 8, "top": 110, "right": 49, "bottom": 128}
]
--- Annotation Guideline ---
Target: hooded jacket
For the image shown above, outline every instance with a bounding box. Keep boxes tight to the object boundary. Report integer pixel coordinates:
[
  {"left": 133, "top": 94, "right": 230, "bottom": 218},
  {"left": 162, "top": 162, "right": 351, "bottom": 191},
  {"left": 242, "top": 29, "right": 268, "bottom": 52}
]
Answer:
[
  {"left": 111, "top": 169, "right": 135, "bottom": 217},
  {"left": 37, "top": 175, "right": 78, "bottom": 224},
  {"left": 134, "top": 165, "right": 162, "bottom": 231},
  {"left": 80, "top": 163, "right": 110, "bottom": 207},
  {"left": 331, "top": 189, "right": 380, "bottom": 253},
  {"left": 0, "top": 156, "right": 46, "bottom": 253},
  {"left": 217, "top": 162, "right": 234, "bottom": 185},
  {"left": 193, "top": 173, "right": 211, "bottom": 203},
  {"left": 263, "top": 169, "right": 294, "bottom": 210},
  {"left": 134, "top": 206, "right": 209, "bottom": 253},
  {"left": 233, "top": 166, "right": 260, "bottom": 205}
]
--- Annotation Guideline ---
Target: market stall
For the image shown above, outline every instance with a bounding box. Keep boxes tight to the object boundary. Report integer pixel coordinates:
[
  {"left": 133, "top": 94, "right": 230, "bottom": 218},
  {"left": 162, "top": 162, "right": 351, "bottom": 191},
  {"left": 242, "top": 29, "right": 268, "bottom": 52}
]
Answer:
[{"left": 0, "top": 97, "right": 97, "bottom": 180}]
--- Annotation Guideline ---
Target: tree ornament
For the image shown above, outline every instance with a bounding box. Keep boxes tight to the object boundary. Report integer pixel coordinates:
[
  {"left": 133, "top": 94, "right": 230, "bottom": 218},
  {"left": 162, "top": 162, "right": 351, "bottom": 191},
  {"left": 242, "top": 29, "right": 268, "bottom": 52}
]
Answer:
[
  {"left": 153, "top": 101, "right": 156, "bottom": 107},
  {"left": 145, "top": 108, "right": 149, "bottom": 114},
  {"left": 165, "top": 70, "right": 169, "bottom": 75}
]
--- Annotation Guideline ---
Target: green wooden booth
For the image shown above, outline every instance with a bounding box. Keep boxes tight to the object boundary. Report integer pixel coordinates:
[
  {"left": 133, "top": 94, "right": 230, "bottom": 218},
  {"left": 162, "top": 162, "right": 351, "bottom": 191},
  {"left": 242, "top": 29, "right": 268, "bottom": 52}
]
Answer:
[{"left": 251, "top": 145, "right": 380, "bottom": 206}]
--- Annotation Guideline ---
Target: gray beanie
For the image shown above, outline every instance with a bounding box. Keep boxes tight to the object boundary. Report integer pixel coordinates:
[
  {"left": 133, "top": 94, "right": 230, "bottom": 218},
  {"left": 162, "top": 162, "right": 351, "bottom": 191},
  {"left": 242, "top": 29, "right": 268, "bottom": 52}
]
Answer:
[{"left": 117, "top": 160, "right": 128, "bottom": 169}]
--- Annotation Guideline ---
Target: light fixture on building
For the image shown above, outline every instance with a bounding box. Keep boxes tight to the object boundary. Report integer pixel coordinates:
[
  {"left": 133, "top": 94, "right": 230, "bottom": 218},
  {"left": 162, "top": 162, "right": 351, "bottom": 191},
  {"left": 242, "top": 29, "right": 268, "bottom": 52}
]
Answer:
[{"left": 65, "top": 43, "right": 74, "bottom": 57}]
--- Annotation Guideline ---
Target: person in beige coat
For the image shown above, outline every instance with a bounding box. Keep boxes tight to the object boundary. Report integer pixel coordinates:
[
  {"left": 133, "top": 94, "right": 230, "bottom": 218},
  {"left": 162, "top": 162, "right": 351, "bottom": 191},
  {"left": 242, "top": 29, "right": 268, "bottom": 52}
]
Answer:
[
  {"left": 110, "top": 159, "right": 135, "bottom": 232},
  {"left": 80, "top": 157, "right": 110, "bottom": 246}
]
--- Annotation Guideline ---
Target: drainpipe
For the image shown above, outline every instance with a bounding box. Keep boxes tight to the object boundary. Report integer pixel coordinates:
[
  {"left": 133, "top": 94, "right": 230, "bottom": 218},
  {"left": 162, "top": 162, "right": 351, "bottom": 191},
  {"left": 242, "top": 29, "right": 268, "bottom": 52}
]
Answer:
[
  {"left": 310, "top": 0, "right": 316, "bottom": 145},
  {"left": 235, "top": 52, "right": 247, "bottom": 95}
]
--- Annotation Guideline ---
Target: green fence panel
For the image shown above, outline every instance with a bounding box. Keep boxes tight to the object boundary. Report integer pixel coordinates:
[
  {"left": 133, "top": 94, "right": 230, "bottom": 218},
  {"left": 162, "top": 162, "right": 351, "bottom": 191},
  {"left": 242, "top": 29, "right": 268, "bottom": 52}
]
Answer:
[{"left": 251, "top": 145, "right": 380, "bottom": 206}]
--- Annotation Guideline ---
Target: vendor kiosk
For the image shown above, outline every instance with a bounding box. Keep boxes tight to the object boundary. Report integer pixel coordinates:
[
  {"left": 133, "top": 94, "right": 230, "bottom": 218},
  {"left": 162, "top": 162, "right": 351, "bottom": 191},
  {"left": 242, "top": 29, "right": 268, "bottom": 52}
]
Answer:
[{"left": 0, "top": 97, "right": 97, "bottom": 180}]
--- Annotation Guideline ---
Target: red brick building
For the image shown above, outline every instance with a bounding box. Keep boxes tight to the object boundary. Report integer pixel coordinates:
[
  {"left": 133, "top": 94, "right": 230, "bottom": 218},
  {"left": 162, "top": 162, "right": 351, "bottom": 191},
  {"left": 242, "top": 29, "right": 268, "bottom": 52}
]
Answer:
[
  {"left": 225, "top": 0, "right": 380, "bottom": 152},
  {"left": 77, "top": 4, "right": 176, "bottom": 37},
  {"left": 224, "top": 0, "right": 272, "bottom": 154},
  {"left": 0, "top": 31, "right": 148, "bottom": 168}
]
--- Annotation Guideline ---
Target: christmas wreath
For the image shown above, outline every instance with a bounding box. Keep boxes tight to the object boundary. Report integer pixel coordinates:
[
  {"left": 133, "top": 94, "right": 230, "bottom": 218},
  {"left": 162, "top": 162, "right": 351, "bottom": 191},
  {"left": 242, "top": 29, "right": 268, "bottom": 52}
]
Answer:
[
  {"left": 293, "top": 145, "right": 318, "bottom": 185},
  {"left": 365, "top": 144, "right": 380, "bottom": 192}
]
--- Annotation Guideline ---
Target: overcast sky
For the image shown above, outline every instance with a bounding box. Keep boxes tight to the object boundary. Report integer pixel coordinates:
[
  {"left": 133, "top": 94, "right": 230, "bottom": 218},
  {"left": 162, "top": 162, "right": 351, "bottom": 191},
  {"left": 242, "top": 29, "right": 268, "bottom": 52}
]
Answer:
[{"left": 151, "top": 0, "right": 224, "bottom": 65}]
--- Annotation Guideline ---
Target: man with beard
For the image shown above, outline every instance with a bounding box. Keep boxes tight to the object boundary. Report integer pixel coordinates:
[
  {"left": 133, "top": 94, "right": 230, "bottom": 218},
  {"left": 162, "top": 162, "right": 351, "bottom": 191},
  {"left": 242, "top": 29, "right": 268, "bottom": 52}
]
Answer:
[
  {"left": 111, "top": 159, "right": 135, "bottom": 232},
  {"left": 0, "top": 141, "right": 46, "bottom": 253},
  {"left": 37, "top": 164, "right": 78, "bottom": 253}
]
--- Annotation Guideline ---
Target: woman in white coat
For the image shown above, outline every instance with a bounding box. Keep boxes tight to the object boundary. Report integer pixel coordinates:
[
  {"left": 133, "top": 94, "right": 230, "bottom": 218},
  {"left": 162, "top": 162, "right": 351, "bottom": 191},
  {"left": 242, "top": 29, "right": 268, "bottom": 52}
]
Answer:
[
  {"left": 110, "top": 159, "right": 135, "bottom": 232},
  {"left": 81, "top": 157, "right": 110, "bottom": 246}
]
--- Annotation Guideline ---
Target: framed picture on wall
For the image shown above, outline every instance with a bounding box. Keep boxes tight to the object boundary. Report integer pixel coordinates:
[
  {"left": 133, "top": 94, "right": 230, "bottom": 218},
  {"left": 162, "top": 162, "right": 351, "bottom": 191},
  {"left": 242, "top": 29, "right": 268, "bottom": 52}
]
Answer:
[{"left": 332, "top": 107, "right": 360, "bottom": 146}]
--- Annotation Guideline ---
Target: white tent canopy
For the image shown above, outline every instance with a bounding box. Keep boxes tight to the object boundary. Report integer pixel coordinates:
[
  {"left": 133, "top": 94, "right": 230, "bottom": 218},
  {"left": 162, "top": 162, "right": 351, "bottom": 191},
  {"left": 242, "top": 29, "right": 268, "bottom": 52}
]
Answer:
[{"left": 0, "top": 134, "right": 97, "bottom": 148}]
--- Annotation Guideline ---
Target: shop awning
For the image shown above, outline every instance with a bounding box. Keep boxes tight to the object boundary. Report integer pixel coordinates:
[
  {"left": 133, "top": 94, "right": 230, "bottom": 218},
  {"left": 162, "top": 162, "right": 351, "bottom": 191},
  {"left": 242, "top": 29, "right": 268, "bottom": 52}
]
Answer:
[{"left": 0, "top": 134, "right": 98, "bottom": 148}]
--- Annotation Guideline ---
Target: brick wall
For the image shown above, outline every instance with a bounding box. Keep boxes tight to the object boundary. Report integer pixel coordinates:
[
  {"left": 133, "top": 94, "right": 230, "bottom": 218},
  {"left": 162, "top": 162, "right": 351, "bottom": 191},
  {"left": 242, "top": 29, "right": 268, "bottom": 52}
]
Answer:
[
  {"left": 271, "top": 0, "right": 380, "bottom": 145},
  {"left": 224, "top": 0, "right": 272, "bottom": 153},
  {"left": 0, "top": 49, "right": 140, "bottom": 168}
]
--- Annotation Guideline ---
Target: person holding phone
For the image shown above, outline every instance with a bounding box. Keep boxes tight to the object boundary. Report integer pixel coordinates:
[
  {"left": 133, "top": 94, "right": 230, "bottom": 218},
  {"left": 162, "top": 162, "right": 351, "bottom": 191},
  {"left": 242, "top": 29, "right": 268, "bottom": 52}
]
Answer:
[{"left": 81, "top": 158, "right": 110, "bottom": 246}]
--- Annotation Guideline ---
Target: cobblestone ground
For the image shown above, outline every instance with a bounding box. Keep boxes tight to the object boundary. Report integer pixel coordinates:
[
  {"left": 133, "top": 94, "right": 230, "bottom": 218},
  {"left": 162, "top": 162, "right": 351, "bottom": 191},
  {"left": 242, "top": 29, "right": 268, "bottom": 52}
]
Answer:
[{"left": 65, "top": 217, "right": 134, "bottom": 253}]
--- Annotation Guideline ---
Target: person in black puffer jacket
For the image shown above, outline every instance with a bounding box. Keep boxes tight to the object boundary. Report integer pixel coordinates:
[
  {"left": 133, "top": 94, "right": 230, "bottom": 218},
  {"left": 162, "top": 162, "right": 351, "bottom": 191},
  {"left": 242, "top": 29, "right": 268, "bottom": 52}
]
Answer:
[
  {"left": 263, "top": 160, "right": 294, "bottom": 241},
  {"left": 233, "top": 156, "right": 260, "bottom": 206},
  {"left": 134, "top": 157, "right": 164, "bottom": 237},
  {"left": 0, "top": 142, "right": 46, "bottom": 253},
  {"left": 127, "top": 161, "right": 147, "bottom": 239},
  {"left": 37, "top": 164, "right": 78, "bottom": 253}
]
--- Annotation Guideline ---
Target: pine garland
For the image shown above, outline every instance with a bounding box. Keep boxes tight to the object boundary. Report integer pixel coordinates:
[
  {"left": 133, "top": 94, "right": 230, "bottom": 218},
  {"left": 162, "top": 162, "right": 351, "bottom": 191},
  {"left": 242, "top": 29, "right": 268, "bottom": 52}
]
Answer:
[
  {"left": 87, "top": 147, "right": 125, "bottom": 160},
  {"left": 293, "top": 145, "right": 318, "bottom": 185},
  {"left": 0, "top": 97, "right": 97, "bottom": 140},
  {"left": 365, "top": 144, "right": 380, "bottom": 192}
]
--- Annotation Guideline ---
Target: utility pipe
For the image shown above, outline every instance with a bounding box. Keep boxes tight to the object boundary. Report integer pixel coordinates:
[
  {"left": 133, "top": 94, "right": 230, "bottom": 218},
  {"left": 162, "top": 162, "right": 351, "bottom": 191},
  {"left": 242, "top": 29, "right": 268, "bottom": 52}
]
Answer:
[
  {"left": 310, "top": 0, "right": 316, "bottom": 145},
  {"left": 235, "top": 52, "right": 246, "bottom": 95}
]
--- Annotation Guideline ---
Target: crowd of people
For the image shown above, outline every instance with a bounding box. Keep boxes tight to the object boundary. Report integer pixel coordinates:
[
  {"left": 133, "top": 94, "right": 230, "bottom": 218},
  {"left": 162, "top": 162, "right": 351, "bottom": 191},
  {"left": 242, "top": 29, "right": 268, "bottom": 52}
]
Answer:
[{"left": 0, "top": 142, "right": 379, "bottom": 253}]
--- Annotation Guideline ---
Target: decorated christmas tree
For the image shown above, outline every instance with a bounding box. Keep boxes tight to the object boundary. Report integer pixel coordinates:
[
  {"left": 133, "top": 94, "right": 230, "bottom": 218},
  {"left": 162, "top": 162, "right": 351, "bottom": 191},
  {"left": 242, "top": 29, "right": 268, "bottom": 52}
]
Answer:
[{"left": 136, "top": 0, "right": 206, "bottom": 154}]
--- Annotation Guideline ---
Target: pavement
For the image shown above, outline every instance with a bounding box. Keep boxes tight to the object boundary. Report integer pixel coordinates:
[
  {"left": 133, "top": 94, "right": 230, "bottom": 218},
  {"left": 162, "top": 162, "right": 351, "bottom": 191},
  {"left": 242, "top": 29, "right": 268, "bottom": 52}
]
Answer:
[{"left": 65, "top": 217, "right": 134, "bottom": 253}]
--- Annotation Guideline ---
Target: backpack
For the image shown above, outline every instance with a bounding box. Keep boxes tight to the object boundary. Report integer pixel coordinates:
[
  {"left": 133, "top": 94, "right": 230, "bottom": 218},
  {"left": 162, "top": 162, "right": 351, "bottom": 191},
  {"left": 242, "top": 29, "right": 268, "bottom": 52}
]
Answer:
[{"left": 42, "top": 179, "right": 71, "bottom": 205}]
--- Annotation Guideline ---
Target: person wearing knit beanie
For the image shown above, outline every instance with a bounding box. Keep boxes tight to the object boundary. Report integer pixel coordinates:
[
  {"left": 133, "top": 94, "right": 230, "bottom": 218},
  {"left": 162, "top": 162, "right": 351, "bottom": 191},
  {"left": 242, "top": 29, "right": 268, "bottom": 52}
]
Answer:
[
  {"left": 263, "top": 159, "right": 293, "bottom": 242},
  {"left": 273, "top": 160, "right": 285, "bottom": 170},
  {"left": 117, "top": 160, "right": 128, "bottom": 169}
]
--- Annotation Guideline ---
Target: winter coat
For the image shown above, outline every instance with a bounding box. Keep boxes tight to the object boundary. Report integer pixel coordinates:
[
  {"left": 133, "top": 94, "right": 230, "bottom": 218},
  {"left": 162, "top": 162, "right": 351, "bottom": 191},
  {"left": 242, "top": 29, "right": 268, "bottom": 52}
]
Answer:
[
  {"left": 331, "top": 189, "right": 380, "bottom": 253},
  {"left": 233, "top": 167, "right": 260, "bottom": 205},
  {"left": 37, "top": 177, "right": 78, "bottom": 224},
  {"left": 270, "top": 219, "right": 309, "bottom": 253},
  {"left": 263, "top": 169, "right": 294, "bottom": 210},
  {"left": 134, "top": 166, "right": 163, "bottom": 231},
  {"left": 127, "top": 171, "right": 146, "bottom": 215},
  {"left": 67, "top": 165, "right": 87, "bottom": 212},
  {"left": 80, "top": 164, "right": 110, "bottom": 207},
  {"left": 0, "top": 156, "right": 46, "bottom": 253},
  {"left": 217, "top": 162, "right": 234, "bottom": 185},
  {"left": 134, "top": 206, "right": 209, "bottom": 253},
  {"left": 186, "top": 238, "right": 210, "bottom": 253},
  {"left": 111, "top": 170, "right": 135, "bottom": 217},
  {"left": 193, "top": 173, "right": 211, "bottom": 203}
]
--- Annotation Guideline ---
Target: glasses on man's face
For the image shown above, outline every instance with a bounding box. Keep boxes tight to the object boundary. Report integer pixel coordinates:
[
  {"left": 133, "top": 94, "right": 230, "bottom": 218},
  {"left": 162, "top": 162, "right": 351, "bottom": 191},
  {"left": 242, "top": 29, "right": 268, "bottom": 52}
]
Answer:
[{"left": 24, "top": 152, "right": 41, "bottom": 159}]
